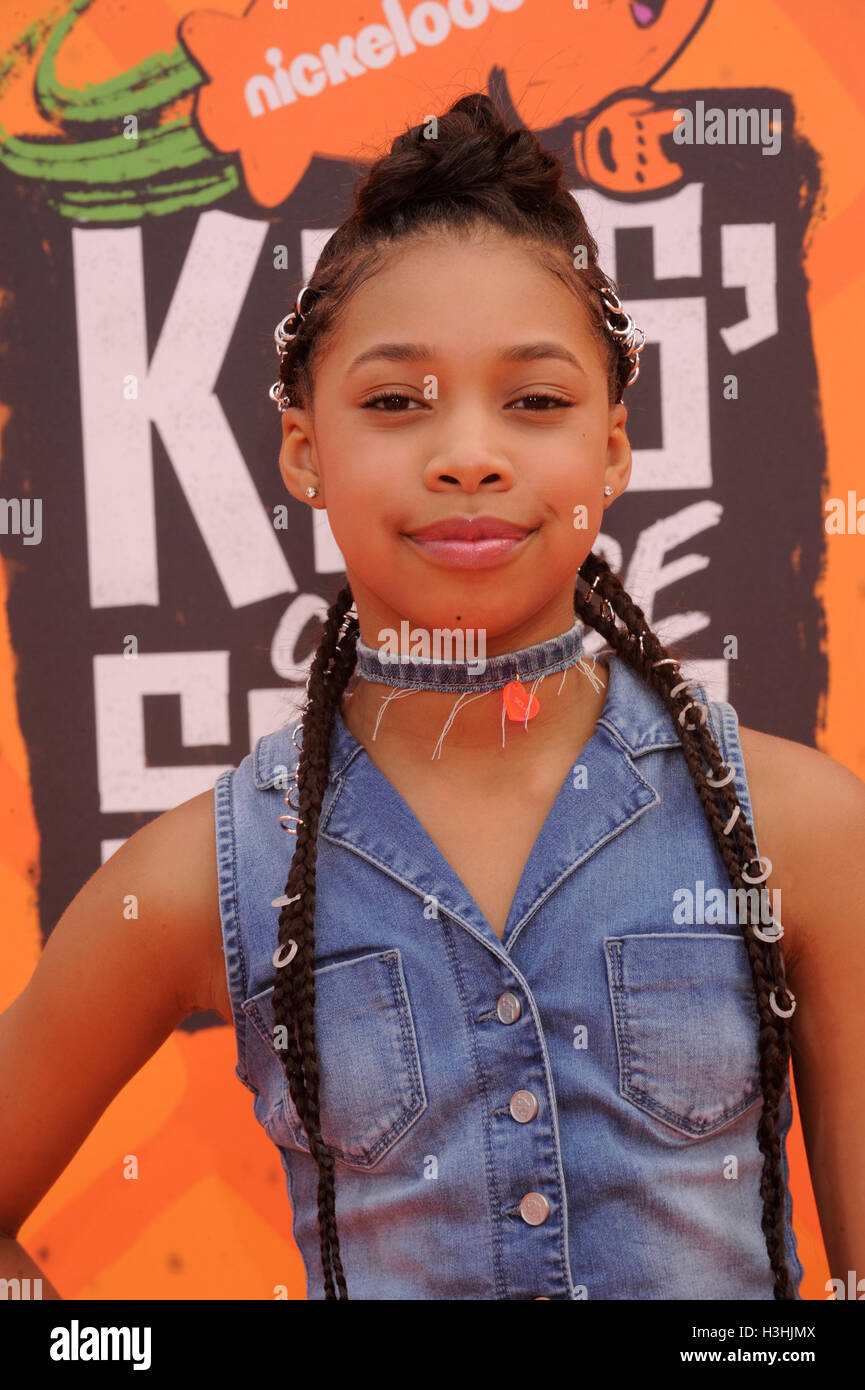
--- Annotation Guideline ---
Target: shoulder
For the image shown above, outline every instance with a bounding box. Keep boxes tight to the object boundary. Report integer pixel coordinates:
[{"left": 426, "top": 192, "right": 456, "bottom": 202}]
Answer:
[
  {"left": 738, "top": 725, "right": 865, "bottom": 963},
  {"left": 117, "top": 786, "right": 226, "bottom": 1017},
  {"left": 738, "top": 723, "right": 865, "bottom": 818}
]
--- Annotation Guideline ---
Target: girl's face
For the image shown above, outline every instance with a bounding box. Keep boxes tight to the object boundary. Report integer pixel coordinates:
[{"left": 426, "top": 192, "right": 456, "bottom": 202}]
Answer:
[{"left": 279, "top": 229, "right": 631, "bottom": 650}]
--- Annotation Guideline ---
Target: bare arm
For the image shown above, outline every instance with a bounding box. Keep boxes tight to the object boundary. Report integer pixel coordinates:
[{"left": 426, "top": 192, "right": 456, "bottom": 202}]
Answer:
[
  {"left": 0, "top": 787, "right": 224, "bottom": 1295},
  {"left": 741, "top": 727, "right": 865, "bottom": 1283}
]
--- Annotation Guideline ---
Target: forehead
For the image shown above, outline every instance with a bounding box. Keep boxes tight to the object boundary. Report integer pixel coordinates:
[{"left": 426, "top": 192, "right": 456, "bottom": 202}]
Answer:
[{"left": 324, "top": 230, "right": 602, "bottom": 358}]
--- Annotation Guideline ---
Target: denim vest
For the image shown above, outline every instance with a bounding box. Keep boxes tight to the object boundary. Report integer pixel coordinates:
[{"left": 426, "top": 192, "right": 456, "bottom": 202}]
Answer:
[{"left": 213, "top": 653, "right": 803, "bottom": 1300}]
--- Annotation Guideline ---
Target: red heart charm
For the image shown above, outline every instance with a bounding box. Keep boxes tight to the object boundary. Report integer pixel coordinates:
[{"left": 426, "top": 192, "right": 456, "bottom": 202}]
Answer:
[{"left": 503, "top": 680, "right": 540, "bottom": 722}]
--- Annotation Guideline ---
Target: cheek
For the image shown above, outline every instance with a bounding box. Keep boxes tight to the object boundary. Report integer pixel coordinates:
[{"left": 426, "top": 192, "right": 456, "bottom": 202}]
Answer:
[
  {"left": 320, "top": 430, "right": 414, "bottom": 521},
  {"left": 546, "top": 450, "right": 604, "bottom": 507},
  {"left": 541, "top": 463, "right": 605, "bottom": 551}
]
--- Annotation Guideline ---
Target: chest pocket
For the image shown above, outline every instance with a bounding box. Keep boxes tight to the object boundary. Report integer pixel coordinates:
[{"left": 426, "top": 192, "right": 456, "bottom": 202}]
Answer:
[
  {"left": 241, "top": 947, "right": 427, "bottom": 1169},
  {"left": 604, "top": 932, "right": 762, "bottom": 1138}
]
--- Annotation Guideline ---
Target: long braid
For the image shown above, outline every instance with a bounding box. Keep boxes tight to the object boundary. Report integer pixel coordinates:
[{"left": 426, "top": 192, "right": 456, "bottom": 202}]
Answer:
[
  {"left": 575, "top": 551, "right": 796, "bottom": 1299},
  {"left": 271, "top": 581, "right": 358, "bottom": 1298}
]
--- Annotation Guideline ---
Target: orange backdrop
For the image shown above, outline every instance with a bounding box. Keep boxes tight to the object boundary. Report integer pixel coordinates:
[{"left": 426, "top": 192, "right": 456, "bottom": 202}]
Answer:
[{"left": 1, "top": 0, "right": 863, "bottom": 1299}]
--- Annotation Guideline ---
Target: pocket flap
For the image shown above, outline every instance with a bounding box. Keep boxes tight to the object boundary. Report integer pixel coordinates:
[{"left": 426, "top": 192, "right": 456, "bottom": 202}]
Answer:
[{"left": 605, "top": 932, "right": 762, "bottom": 1137}]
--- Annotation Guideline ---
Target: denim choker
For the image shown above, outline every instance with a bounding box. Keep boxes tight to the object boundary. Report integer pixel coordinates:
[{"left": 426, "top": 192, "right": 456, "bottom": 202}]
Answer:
[{"left": 355, "top": 618, "right": 586, "bottom": 694}]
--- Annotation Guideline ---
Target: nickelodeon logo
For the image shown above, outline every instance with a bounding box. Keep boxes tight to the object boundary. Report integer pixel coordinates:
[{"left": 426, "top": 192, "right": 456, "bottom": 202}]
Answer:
[
  {"left": 183, "top": 0, "right": 712, "bottom": 206},
  {"left": 244, "top": 0, "right": 524, "bottom": 118}
]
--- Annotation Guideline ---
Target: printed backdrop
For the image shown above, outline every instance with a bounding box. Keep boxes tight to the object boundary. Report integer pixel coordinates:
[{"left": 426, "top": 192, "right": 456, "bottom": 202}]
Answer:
[{"left": 1, "top": 0, "right": 863, "bottom": 1299}]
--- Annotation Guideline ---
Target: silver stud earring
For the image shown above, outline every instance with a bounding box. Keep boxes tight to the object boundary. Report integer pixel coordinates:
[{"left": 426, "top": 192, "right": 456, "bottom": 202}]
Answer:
[
  {"left": 604, "top": 485, "right": 614, "bottom": 496},
  {"left": 306, "top": 486, "right": 319, "bottom": 498}
]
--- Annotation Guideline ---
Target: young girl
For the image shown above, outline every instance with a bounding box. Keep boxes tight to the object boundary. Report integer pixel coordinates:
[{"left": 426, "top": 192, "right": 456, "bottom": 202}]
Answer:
[{"left": 1, "top": 92, "right": 863, "bottom": 1303}]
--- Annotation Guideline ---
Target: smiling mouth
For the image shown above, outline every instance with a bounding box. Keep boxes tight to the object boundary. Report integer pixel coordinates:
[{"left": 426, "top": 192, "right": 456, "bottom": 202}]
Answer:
[
  {"left": 405, "top": 529, "right": 537, "bottom": 570},
  {"left": 630, "top": 0, "right": 665, "bottom": 28}
]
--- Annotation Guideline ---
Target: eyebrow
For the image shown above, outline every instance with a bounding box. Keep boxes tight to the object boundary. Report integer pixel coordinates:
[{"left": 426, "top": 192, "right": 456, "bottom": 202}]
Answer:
[{"left": 346, "top": 341, "right": 587, "bottom": 376}]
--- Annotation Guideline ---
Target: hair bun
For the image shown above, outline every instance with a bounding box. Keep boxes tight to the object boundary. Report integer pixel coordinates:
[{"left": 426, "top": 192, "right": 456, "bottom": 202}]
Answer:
[{"left": 353, "top": 92, "right": 560, "bottom": 224}]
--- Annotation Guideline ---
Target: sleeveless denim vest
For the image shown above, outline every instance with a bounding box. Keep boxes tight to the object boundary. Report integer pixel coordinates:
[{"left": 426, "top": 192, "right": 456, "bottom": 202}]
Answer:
[{"left": 213, "top": 653, "right": 804, "bottom": 1300}]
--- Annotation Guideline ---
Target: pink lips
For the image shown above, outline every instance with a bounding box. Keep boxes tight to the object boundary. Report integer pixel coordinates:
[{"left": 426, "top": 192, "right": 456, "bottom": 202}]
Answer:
[{"left": 403, "top": 515, "right": 536, "bottom": 569}]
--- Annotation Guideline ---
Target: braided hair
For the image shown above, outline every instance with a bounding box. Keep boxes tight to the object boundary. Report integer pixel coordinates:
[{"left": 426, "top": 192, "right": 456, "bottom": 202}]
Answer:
[{"left": 269, "top": 92, "right": 798, "bottom": 1301}]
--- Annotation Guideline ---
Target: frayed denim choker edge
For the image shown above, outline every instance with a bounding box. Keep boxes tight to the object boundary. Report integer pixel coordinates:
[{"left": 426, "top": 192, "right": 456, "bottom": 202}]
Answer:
[{"left": 354, "top": 618, "right": 585, "bottom": 694}]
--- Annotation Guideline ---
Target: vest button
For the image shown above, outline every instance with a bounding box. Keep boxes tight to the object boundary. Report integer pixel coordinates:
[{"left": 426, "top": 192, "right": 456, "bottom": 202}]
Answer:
[
  {"left": 519, "top": 1192, "right": 550, "bottom": 1226},
  {"left": 496, "top": 991, "right": 521, "bottom": 1023},
  {"left": 509, "top": 1089, "right": 539, "bottom": 1123}
]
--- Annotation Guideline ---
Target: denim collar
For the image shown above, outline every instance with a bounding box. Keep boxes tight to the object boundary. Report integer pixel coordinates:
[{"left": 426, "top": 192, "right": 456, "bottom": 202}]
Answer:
[{"left": 355, "top": 617, "right": 586, "bottom": 693}]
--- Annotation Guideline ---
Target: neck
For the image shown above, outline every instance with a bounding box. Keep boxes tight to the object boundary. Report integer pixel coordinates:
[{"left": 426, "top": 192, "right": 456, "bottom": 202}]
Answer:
[{"left": 339, "top": 615, "right": 610, "bottom": 765}]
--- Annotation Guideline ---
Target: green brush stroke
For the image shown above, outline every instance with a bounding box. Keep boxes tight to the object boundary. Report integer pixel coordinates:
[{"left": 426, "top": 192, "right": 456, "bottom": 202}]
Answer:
[
  {"left": 60, "top": 166, "right": 238, "bottom": 204},
  {"left": 0, "top": 6, "right": 64, "bottom": 89},
  {"left": 35, "top": 0, "right": 204, "bottom": 126},
  {"left": 56, "top": 166, "right": 240, "bottom": 221},
  {"left": 0, "top": 119, "right": 217, "bottom": 181},
  {"left": 0, "top": 0, "right": 240, "bottom": 222}
]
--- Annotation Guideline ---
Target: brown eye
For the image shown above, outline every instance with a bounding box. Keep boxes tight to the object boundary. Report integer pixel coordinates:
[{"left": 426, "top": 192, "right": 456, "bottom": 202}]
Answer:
[
  {"left": 509, "top": 393, "right": 573, "bottom": 410},
  {"left": 362, "top": 392, "right": 424, "bottom": 411}
]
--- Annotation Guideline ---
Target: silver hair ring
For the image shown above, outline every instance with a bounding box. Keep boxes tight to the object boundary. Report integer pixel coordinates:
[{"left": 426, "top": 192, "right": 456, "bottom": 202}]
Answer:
[
  {"left": 272, "top": 892, "right": 301, "bottom": 908},
  {"left": 584, "top": 571, "right": 614, "bottom": 623},
  {"left": 269, "top": 286, "right": 314, "bottom": 411},
  {"left": 272, "top": 940, "right": 298, "bottom": 968},
  {"left": 705, "top": 761, "right": 736, "bottom": 788},
  {"left": 742, "top": 855, "right": 773, "bottom": 884},
  {"left": 678, "top": 700, "right": 708, "bottom": 730},
  {"left": 623, "top": 328, "right": 647, "bottom": 386},
  {"left": 600, "top": 287, "right": 628, "bottom": 327},
  {"left": 669, "top": 678, "right": 700, "bottom": 700},
  {"left": 269, "top": 380, "right": 291, "bottom": 412},
  {"left": 769, "top": 988, "right": 796, "bottom": 1019},
  {"left": 274, "top": 287, "right": 313, "bottom": 350},
  {"left": 278, "top": 812, "right": 303, "bottom": 834},
  {"left": 274, "top": 312, "right": 299, "bottom": 349},
  {"left": 599, "top": 287, "right": 646, "bottom": 390},
  {"left": 652, "top": 658, "right": 681, "bottom": 671}
]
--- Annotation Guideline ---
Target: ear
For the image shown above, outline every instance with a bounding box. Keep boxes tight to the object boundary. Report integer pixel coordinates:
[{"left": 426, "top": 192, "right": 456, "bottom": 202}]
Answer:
[
  {"left": 603, "top": 401, "right": 631, "bottom": 506},
  {"left": 277, "top": 406, "right": 324, "bottom": 506}
]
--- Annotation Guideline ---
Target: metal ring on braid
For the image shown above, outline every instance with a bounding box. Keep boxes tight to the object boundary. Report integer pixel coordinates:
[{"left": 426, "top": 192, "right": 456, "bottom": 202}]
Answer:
[
  {"left": 270, "top": 285, "right": 316, "bottom": 413},
  {"left": 600, "top": 286, "right": 647, "bottom": 395}
]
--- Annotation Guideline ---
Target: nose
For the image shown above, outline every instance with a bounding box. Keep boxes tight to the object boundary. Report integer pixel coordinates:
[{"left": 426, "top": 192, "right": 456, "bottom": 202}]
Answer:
[{"left": 422, "top": 444, "right": 516, "bottom": 494}]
